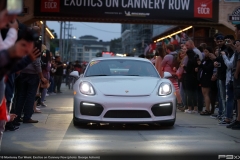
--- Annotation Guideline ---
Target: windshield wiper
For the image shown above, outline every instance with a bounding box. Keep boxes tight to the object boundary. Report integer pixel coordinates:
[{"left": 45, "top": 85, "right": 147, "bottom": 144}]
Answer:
[{"left": 86, "top": 75, "right": 108, "bottom": 77}]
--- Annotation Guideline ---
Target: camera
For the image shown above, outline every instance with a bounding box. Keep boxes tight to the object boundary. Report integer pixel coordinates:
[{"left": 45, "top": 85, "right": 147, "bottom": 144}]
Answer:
[
  {"left": 225, "top": 39, "right": 230, "bottom": 45},
  {"left": 217, "top": 63, "right": 221, "bottom": 67},
  {"left": 34, "top": 35, "right": 42, "bottom": 53},
  {"left": 194, "top": 54, "right": 200, "bottom": 61}
]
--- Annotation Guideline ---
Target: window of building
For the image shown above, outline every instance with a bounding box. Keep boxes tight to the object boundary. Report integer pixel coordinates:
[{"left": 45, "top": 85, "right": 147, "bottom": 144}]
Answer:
[{"left": 77, "top": 48, "right": 83, "bottom": 52}]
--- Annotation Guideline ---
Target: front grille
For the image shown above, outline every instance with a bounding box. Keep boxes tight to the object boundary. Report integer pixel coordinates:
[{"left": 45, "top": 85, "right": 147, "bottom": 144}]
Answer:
[
  {"left": 151, "top": 103, "right": 173, "bottom": 116},
  {"left": 80, "top": 102, "right": 104, "bottom": 116},
  {"left": 104, "top": 110, "right": 151, "bottom": 118}
]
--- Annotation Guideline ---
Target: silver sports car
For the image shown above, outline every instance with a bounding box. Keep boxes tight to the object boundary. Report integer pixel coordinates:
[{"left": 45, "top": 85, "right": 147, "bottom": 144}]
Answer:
[{"left": 71, "top": 57, "right": 176, "bottom": 127}]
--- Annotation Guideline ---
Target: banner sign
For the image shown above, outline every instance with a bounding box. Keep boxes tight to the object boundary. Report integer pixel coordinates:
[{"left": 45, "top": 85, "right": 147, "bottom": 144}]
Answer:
[
  {"left": 228, "top": 6, "right": 240, "bottom": 24},
  {"left": 34, "top": 0, "right": 219, "bottom": 22}
]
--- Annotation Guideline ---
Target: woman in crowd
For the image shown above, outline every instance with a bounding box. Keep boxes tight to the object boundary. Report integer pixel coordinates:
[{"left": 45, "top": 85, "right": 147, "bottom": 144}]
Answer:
[
  {"left": 197, "top": 46, "right": 214, "bottom": 115},
  {"left": 176, "top": 48, "right": 187, "bottom": 111},
  {"left": 183, "top": 49, "right": 199, "bottom": 113},
  {"left": 155, "top": 46, "right": 166, "bottom": 75},
  {"left": 39, "top": 45, "right": 51, "bottom": 107},
  {"left": 209, "top": 47, "right": 219, "bottom": 114}
]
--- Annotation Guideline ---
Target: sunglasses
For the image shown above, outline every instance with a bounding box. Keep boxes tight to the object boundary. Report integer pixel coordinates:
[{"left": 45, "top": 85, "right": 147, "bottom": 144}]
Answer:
[{"left": 217, "top": 40, "right": 224, "bottom": 43}]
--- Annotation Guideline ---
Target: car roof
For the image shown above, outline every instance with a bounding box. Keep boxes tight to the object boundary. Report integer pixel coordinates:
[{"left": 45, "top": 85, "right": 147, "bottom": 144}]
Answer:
[{"left": 90, "top": 57, "right": 150, "bottom": 63}]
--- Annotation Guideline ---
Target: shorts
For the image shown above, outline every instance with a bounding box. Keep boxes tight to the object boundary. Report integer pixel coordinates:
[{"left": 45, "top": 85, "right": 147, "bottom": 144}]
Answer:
[{"left": 169, "top": 78, "right": 179, "bottom": 91}]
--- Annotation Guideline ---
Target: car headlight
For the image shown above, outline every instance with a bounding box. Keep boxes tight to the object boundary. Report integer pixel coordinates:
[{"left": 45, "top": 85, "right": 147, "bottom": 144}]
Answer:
[
  {"left": 79, "top": 81, "right": 95, "bottom": 95},
  {"left": 158, "top": 82, "right": 172, "bottom": 96}
]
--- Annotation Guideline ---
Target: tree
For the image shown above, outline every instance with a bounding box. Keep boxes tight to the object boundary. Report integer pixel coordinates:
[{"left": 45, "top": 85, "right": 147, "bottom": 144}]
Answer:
[
  {"left": 50, "top": 39, "right": 59, "bottom": 56},
  {"left": 50, "top": 29, "right": 58, "bottom": 39}
]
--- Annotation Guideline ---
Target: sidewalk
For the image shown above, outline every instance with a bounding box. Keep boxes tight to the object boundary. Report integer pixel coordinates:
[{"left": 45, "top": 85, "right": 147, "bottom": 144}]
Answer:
[{"left": 1, "top": 84, "right": 74, "bottom": 155}]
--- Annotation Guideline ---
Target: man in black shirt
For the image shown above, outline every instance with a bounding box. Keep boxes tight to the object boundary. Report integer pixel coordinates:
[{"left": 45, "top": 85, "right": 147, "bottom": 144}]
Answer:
[
  {"left": 54, "top": 56, "right": 64, "bottom": 93},
  {"left": 213, "top": 35, "right": 228, "bottom": 119}
]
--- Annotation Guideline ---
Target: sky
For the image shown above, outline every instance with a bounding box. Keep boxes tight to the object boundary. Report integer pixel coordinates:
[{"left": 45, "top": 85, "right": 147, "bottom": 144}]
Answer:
[{"left": 46, "top": 21, "right": 122, "bottom": 42}]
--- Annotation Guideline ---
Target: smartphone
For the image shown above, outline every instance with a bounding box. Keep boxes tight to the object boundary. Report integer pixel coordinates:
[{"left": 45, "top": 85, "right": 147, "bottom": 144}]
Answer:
[
  {"left": 217, "top": 63, "right": 221, "bottom": 67},
  {"left": 35, "top": 36, "right": 42, "bottom": 57},
  {"left": 7, "top": 0, "right": 23, "bottom": 15}
]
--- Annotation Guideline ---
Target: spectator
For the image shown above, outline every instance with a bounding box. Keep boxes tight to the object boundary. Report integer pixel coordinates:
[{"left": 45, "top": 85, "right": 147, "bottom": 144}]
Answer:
[
  {"left": 197, "top": 46, "right": 214, "bottom": 115},
  {"left": 48, "top": 56, "right": 56, "bottom": 95},
  {"left": 0, "top": 0, "right": 36, "bottom": 150},
  {"left": 185, "top": 40, "right": 204, "bottom": 112},
  {"left": 159, "top": 44, "right": 183, "bottom": 108},
  {"left": 54, "top": 56, "right": 64, "bottom": 93},
  {"left": 154, "top": 46, "right": 166, "bottom": 75},
  {"left": 74, "top": 60, "right": 82, "bottom": 75},
  {"left": 14, "top": 26, "right": 47, "bottom": 124},
  {"left": 182, "top": 49, "right": 199, "bottom": 113},
  {"left": 39, "top": 45, "right": 51, "bottom": 107},
  {"left": 212, "top": 35, "right": 229, "bottom": 120},
  {"left": 227, "top": 24, "right": 240, "bottom": 129},
  {"left": 176, "top": 49, "right": 187, "bottom": 111}
]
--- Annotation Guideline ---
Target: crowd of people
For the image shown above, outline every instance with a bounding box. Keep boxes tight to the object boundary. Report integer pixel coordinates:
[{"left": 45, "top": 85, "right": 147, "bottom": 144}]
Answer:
[
  {"left": 144, "top": 24, "right": 240, "bottom": 130},
  {"left": 0, "top": 0, "right": 89, "bottom": 150}
]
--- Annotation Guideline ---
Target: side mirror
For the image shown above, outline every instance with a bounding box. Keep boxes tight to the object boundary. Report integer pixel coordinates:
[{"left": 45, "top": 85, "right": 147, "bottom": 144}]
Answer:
[
  {"left": 69, "top": 71, "right": 79, "bottom": 78},
  {"left": 163, "top": 72, "right": 172, "bottom": 78}
]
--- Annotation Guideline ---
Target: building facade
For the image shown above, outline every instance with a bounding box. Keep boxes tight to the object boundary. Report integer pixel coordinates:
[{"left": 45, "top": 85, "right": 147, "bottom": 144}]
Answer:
[
  {"left": 121, "top": 24, "right": 153, "bottom": 56},
  {"left": 69, "top": 35, "right": 110, "bottom": 63}
]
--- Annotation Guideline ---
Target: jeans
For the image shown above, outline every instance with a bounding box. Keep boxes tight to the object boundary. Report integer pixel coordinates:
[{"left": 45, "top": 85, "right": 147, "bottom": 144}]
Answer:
[
  {"left": 54, "top": 75, "right": 62, "bottom": 92},
  {"left": 15, "top": 73, "right": 39, "bottom": 121},
  {"left": 0, "top": 120, "right": 6, "bottom": 151},
  {"left": 48, "top": 76, "right": 54, "bottom": 93},
  {"left": 217, "top": 80, "right": 226, "bottom": 116},
  {"left": 226, "top": 82, "right": 234, "bottom": 119},
  {"left": 180, "top": 82, "right": 186, "bottom": 107},
  {"left": 41, "top": 88, "right": 47, "bottom": 102}
]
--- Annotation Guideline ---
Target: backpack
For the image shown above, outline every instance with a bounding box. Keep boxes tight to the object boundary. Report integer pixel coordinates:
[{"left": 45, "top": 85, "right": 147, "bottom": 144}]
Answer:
[{"left": 170, "top": 53, "right": 180, "bottom": 70}]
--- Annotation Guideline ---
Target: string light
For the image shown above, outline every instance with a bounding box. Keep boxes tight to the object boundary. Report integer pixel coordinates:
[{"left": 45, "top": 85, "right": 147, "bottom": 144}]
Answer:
[{"left": 154, "top": 26, "right": 193, "bottom": 43}]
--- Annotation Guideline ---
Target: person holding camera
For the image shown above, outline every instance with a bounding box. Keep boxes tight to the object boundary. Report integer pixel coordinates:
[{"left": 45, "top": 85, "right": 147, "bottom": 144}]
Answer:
[
  {"left": 14, "top": 26, "right": 47, "bottom": 124},
  {"left": 212, "top": 35, "right": 232, "bottom": 121},
  {"left": 217, "top": 35, "right": 235, "bottom": 125},
  {"left": 3, "top": 21, "right": 42, "bottom": 131},
  {"left": 0, "top": 0, "right": 38, "bottom": 150}
]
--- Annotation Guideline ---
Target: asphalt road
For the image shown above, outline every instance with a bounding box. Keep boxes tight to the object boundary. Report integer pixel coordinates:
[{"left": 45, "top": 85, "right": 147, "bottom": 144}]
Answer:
[{"left": 1, "top": 85, "right": 240, "bottom": 160}]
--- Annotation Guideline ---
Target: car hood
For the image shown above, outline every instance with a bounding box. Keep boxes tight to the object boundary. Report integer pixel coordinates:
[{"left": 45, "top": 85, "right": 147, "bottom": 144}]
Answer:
[{"left": 85, "top": 77, "right": 160, "bottom": 96}]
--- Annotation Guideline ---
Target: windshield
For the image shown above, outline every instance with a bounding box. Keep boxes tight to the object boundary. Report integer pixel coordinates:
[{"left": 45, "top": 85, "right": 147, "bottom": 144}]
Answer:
[{"left": 84, "top": 59, "right": 159, "bottom": 78}]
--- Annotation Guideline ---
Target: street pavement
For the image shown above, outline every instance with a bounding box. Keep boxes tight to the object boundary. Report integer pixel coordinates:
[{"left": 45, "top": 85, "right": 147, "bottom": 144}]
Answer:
[{"left": 1, "top": 84, "right": 240, "bottom": 160}]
